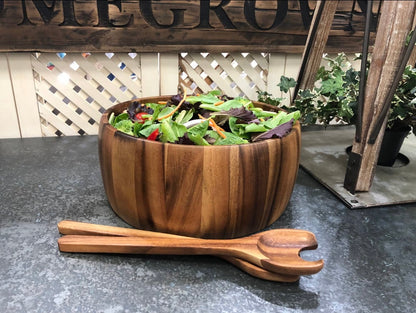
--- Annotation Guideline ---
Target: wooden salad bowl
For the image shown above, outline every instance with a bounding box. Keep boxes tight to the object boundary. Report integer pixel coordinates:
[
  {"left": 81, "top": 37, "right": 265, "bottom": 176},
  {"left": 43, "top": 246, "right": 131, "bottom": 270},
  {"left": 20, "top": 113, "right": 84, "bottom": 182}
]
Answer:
[{"left": 98, "top": 96, "right": 301, "bottom": 239}]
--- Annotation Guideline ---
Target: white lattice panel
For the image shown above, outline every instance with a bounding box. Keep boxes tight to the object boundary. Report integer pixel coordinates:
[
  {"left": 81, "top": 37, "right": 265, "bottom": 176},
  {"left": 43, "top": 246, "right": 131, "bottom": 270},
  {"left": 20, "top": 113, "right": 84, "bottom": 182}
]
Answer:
[
  {"left": 32, "top": 52, "right": 145, "bottom": 136},
  {"left": 179, "top": 52, "right": 270, "bottom": 100},
  {"left": 24, "top": 52, "right": 298, "bottom": 137}
]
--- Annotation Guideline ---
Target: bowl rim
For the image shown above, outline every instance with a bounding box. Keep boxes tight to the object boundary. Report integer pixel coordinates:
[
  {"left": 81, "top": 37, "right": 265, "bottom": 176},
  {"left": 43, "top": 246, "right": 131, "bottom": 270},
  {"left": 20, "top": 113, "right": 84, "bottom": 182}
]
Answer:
[{"left": 100, "top": 95, "right": 300, "bottom": 148}]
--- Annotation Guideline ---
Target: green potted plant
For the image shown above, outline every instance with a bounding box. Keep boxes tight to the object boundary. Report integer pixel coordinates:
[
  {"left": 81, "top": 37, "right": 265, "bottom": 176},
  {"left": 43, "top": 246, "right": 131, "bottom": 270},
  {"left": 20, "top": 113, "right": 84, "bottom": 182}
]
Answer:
[
  {"left": 377, "top": 64, "right": 416, "bottom": 165},
  {"left": 258, "top": 53, "right": 360, "bottom": 127},
  {"left": 258, "top": 53, "right": 416, "bottom": 166}
]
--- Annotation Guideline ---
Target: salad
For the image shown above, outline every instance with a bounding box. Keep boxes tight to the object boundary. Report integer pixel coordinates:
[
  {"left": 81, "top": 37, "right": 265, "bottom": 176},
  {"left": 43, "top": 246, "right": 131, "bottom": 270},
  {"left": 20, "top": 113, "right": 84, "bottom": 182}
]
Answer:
[{"left": 108, "top": 90, "right": 300, "bottom": 146}]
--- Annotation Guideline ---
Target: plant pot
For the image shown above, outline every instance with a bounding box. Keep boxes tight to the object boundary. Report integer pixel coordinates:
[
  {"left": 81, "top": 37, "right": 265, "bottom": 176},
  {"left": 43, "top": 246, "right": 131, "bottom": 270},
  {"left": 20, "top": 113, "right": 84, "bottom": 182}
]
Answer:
[
  {"left": 378, "top": 126, "right": 411, "bottom": 167},
  {"left": 98, "top": 96, "right": 301, "bottom": 239}
]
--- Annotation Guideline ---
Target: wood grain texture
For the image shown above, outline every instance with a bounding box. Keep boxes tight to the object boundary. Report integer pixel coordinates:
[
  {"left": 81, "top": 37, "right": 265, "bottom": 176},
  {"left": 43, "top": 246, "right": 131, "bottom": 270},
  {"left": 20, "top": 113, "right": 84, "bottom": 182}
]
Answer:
[
  {"left": 58, "top": 227, "right": 323, "bottom": 276},
  {"left": 297, "top": 0, "right": 338, "bottom": 92},
  {"left": 346, "top": 1, "right": 416, "bottom": 192},
  {"left": 0, "top": 0, "right": 375, "bottom": 53},
  {"left": 57, "top": 220, "right": 300, "bottom": 282},
  {"left": 0, "top": 53, "right": 21, "bottom": 138},
  {"left": 98, "top": 96, "right": 301, "bottom": 238}
]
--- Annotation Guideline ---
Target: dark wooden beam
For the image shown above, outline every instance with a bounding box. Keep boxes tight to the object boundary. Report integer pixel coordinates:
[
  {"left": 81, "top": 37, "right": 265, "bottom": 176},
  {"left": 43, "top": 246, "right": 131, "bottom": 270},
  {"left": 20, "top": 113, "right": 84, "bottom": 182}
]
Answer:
[
  {"left": 294, "top": 0, "right": 339, "bottom": 98},
  {"left": 0, "top": 0, "right": 373, "bottom": 53},
  {"left": 344, "top": 1, "right": 416, "bottom": 192}
]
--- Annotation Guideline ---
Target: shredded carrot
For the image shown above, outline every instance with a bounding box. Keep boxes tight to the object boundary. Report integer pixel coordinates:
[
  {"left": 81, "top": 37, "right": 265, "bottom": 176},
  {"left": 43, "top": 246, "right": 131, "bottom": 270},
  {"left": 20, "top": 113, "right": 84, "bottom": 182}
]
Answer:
[
  {"left": 214, "top": 100, "right": 224, "bottom": 106},
  {"left": 198, "top": 114, "right": 226, "bottom": 139},
  {"left": 158, "top": 101, "right": 168, "bottom": 105},
  {"left": 209, "top": 119, "right": 225, "bottom": 132},
  {"left": 157, "top": 89, "right": 187, "bottom": 121}
]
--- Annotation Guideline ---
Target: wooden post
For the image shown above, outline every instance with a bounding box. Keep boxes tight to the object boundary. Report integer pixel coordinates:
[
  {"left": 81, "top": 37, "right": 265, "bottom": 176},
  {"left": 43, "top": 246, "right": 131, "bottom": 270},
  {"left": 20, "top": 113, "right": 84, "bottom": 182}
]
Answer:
[
  {"left": 294, "top": 0, "right": 338, "bottom": 98},
  {"left": 8, "top": 53, "right": 42, "bottom": 138},
  {"left": 408, "top": 12, "right": 416, "bottom": 67},
  {"left": 0, "top": 53, "right": 21, "bottom": 138},
  {"left": 160, "top": 53, "right": 179, "bottom": 95},
  {"left": 344, "top": 1, "right": 416, "bottom": 192}
]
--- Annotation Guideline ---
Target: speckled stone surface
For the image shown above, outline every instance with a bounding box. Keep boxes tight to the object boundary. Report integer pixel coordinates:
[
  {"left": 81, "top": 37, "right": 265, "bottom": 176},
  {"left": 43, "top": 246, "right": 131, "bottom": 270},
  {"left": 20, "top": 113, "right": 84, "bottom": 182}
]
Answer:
[{"left": 0, "top": 136, "right": 415, "bottom": 313}]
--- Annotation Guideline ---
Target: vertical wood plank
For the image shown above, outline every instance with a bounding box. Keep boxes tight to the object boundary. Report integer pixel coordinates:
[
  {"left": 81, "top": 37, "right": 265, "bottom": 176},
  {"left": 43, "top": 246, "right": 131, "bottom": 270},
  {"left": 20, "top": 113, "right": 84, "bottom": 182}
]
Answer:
[
  {"left": 8, "top": 53, "right": 42, "bottom": 137},
  {"left": 407, "top": 13, "right": 416, "bottom": 67},
  {"left": 281, "top": 54, "right": 302, "bottom": 106},
  {"left": 140, "top": 53, "right": 160, "bottom": 97},
  {"left": 345, "top": 1, "right": 416, "bottom": 192},
  {"left": 160, "top": 53, "right": 179, "bottom": 95},
  {"left": 295, "top": 0, "right": 339, "bottom": 94},
  {"left": 283, "top": 54, "right": 302, "bottom": 80},
  {"left": 267, "top": 53, "right": 286, "bottom": 98},
  {"left": 0, "top": 53, "right": 21, "bottom": 138}
]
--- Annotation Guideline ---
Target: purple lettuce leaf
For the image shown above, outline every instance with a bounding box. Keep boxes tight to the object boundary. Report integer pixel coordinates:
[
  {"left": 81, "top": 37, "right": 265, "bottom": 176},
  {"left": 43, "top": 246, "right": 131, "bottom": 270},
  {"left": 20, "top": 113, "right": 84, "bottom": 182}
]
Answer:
[
  {"left": 214, "top": 107, "right": 259, "bottom": 124},
  {"left": 127, "top": 101, "right": 154, "bottom": 121},
  {"left": 171, "top": 94, "right": 195, "bottom": 111},
  {"left": 251, "top": 119, "right": 294, "bottom": 142},
  {"left": 127, "top": 101, "right": 141, "bottom": 120}
]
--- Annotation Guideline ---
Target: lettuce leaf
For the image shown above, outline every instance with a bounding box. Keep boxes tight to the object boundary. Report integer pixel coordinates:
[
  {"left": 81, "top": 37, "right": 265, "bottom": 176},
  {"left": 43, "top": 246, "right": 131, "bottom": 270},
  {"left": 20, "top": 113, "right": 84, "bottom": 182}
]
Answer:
[
  {"left": 188, "top": 120, "right": 209, "bottom": 137},
  {"left": 244, "top": 123, "right": 268, "bottom": 133},
  {"left": 139, "top": 123, "right": 159, "bottom": 138},
  {"left": 211, "top": 107, "right": 258, "bottom": 123},
  {"left": 214, "top": 132, "right": 249, "bottom": 145},
  {"left": 188, "top": 133, "right": 210, "bottom": 146},
  {"left": 160, "top": 119, "right": 187, "bottom": 143},
  {"left": 252, "top": 120, "right": 294, "bottom": 142},
  {"left": 114, "top": 119, "right": 134, "bottom": 136},
  {"left": 113, "top": 112, "right": 129, "bottom": 124},
  {"left": 186, "top": 90, "right": 221, "bottom": 104}
]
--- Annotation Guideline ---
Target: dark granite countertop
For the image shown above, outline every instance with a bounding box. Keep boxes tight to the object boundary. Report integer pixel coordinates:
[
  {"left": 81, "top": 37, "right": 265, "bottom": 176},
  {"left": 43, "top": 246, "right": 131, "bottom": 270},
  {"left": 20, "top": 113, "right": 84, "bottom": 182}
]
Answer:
[{"left": 1, "top": 136, "right": 415, "bottom": 313}]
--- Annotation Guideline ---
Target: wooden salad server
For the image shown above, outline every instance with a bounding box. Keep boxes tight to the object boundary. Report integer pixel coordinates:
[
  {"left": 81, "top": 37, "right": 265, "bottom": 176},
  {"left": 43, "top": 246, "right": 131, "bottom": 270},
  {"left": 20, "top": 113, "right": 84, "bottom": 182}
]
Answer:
[
  {"left": 57, "top": 220, "right": 299, "bottom": 282},
  {"left": 58, "top": 221, "right": 323, "bottom": 277}
]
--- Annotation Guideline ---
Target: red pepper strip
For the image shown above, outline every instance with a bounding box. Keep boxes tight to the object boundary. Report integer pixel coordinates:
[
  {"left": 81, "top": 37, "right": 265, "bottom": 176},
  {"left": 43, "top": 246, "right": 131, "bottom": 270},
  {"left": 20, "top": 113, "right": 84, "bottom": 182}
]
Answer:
[
  {"left": 135, "top": 112, "right": 148, "bottom": 124},
  {"left": 147, "top": 128, "right": 159, "bottom": 141}
]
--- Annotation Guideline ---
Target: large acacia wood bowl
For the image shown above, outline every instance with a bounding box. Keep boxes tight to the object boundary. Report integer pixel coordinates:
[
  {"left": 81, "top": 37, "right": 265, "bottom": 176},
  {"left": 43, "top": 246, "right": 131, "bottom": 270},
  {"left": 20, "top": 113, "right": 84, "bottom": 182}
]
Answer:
[{"left": 99, "top": 96, "right": 301, "bottom": 239}]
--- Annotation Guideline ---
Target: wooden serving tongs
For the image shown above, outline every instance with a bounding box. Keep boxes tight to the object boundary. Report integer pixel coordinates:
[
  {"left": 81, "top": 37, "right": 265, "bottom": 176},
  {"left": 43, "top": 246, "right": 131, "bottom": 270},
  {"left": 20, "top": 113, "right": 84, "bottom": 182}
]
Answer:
[{"left": 57, "top": 220, "right": 324, "bottom": 282}]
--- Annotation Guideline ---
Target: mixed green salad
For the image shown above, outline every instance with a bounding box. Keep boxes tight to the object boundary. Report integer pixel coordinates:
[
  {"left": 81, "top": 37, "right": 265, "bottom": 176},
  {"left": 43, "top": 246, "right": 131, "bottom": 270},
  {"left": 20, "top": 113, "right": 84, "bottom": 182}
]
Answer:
[{"left": 109, "top": 91, "right": 300, "bottom": 146}]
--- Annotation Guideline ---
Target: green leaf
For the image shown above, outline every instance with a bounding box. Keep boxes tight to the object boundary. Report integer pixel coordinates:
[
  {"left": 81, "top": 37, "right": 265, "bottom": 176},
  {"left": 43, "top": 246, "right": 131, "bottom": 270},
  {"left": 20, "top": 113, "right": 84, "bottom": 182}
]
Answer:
[
  {"left": 228, "top": 117, "right": 251, "bottom": 139},
  {"left": 159, "top": 120, "right": 187, "bottom": 143},
  {"left": 278, "top": 76, "right": 296, "bottom": 93},
  {"left": 181, "top": 109, "right": 195, "bottom": 124},
  {"left": 250, "top": 107, "right": 278, "bottom": 118},
  {"left": 175, "top": 110, "right": 187, "bottom": 124},
  {"left": 114, "top": 119, "right": 134, "bottom": 136},
  {"left": 187, "top": 120, "right": 209, "bottom": 137},
  {"left": 319, "top": 74, "right": 344, "bottom": 95},
  {"left": 228, "top": 116, "right": 241, "bottom": 135},
  {"left": 139, "top": 123, "right": 160, "bottom": 138},
  {"left": 188, "top": 133, "right": 210, "bottom": 146},
  {"left": 264, "top": 111, "right": 286, "bottom": 129},
  {"left": 149, "top": 103, "right": 165, "bottom": 121},
  {"left": 245, "top": 123, "right": 268, "bottom": 133},
  {"left": 298, "top": 89, "right": 314, "bottom": 99},
  {"left": 133, "top": 122, "right": 144, "bottom": 137},
  {"left": 257, "top": 91, "right": 283, "bottom": 106},
  {"left": 113, "top": 112, "right": 129, "bottom": 124},
  {"left": 206, "top": 130, "right": 220, "bottom": 141},
  {"left": 214, "top": 132, "right": 249, "bottom": 145},
  {"left": 284, "top": 110, "right": 301, "bottom": 123},
  {"left": 200, "top": 98, "right": 250, "bottom": 112},
  {"left": 158, "top": 106, "right": 175, "bottom": 119},
  {"left": 185, "top": 91, "right": 221, "bottom": 104},
  {"left": 315, "top": 66, "right": 328, "bottom": 80}
]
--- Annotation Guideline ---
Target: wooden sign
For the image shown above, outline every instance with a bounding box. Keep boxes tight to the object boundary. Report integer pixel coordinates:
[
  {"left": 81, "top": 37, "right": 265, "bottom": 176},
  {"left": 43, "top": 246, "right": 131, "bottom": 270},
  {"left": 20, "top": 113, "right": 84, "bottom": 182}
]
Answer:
[{"left": 0, "top": 0, "right": 377, "bottom": 53}]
